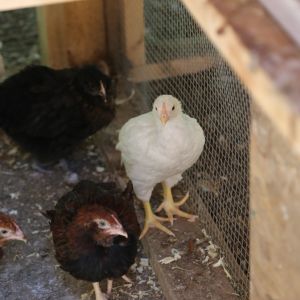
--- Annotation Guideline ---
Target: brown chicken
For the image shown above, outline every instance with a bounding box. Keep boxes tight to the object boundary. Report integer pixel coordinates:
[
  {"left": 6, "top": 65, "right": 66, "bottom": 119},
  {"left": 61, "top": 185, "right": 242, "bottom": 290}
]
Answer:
[
  {"left": 45, "top": 180, "right": 140, "bottom": 300},
  {"left": 0, "top": 212, "right": 26, "bottom": 259}
]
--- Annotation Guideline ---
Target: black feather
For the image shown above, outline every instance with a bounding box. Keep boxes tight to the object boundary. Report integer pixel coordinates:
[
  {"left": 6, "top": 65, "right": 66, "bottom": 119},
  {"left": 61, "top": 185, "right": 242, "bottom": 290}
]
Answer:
[{"left": 0, "top": 65, "right": 115, "bottom": 163}]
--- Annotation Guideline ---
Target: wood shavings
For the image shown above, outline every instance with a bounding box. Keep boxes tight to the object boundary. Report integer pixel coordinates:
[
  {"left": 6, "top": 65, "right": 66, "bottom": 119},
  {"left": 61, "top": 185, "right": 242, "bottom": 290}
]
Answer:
[
  {"left": 35, "top": 203, "right": 42, "bottom": 210},
  {"left": 159, "top": 248, "right": 182, "bottom": 264},
  {"left": 202, "top": 256, "right": 209, "bottom": 264},
  {"left": 213, "top": 256, "right": 224, "bottom": 268},
  {"left": 9, "top": 192, "right": 20, "bottom": 200},
  {"left": 7, "top": 147, "right": 18, "bottom": 156},
  {"left": 96, "top": 166, "right": 105, "bottom": 173},
  {"left": 206, "top": 242, "right": 219, "bottom": 259},
  {"left": 213, "top": 257, "right": 232, "bottom": 280},
  {"left": 187, "top": 215, "right": 198, "bottom": 222},
  {"left": 140, "top": 258, "right": 149, "bottom": 267},
  {"left": 8, "top": 209, "right": 18, "bottom": 215},
  {"left": 201, "top": 228, "right": 210, "bottom": 239}
]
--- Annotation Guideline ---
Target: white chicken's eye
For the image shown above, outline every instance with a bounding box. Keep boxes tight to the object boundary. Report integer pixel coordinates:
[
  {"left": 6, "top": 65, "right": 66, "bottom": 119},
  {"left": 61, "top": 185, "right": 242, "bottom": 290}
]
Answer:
[
  {"left": 172, "top": 106, "right": 175, "bottom": 111},
  {"left": 155, "top": 107, "right": 158, "bottom": 111}
]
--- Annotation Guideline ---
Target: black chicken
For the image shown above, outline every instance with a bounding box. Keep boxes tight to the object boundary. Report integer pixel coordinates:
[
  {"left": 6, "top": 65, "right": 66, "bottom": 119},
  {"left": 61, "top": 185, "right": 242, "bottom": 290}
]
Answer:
[
  {"left": 45, "top": 180, "right": 140, "bottom": 300},
  {"left": 0, "top": 64, "right": 115, "bottom": 172}
]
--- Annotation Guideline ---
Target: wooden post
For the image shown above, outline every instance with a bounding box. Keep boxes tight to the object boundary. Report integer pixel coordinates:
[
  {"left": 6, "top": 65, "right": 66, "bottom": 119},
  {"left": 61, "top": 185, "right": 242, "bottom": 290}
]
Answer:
[
  {"left": 250, "top": 104, "right": 300, "bottom": 300},
  {"left": 120, "top": 0, "right": 145, "bottom": 68},
  {"left": 37, "top": 0, "right": 107, "bottom": 68}
]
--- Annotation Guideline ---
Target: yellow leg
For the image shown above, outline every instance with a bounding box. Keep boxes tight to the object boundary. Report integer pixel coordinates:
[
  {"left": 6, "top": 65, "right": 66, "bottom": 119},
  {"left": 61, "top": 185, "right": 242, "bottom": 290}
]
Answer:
[
  {"left": 156, "top": 182, "right": 197, "bottom": 224},
  {"left": 139, "top": 201, "right": 175, "bottom": 239}
]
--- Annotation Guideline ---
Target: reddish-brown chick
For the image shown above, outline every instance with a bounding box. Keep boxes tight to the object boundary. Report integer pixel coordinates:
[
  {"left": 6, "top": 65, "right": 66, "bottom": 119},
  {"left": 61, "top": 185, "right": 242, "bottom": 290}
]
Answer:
[
  {"left": 45, "top": 180, "right": 140, "bottom": 300},
  {"left": 0, "top": 212, "right": 26, "bottom": 259}
]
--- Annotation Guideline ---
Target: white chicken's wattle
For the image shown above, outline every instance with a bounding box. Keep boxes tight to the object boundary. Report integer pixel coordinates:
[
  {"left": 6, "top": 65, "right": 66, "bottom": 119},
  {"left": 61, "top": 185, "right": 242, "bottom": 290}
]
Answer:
[{"left": 117, "top": 95, "right": 205, "bottom": 238}]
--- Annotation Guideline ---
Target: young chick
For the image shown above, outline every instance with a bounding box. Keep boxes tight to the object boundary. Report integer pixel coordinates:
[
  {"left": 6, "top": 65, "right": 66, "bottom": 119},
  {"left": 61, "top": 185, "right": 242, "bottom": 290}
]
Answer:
[
  {"left": 0, "top": 64, "right": 115, "bottom": 177},
  {"left": 117, "top": 95, "right": 205, "bottom": 238},
  {"left": 0, "top": 212, "right": 26, "bottom": 259},
  {"left": 45, "top": 180, "right": 139, "bottom": 300}
]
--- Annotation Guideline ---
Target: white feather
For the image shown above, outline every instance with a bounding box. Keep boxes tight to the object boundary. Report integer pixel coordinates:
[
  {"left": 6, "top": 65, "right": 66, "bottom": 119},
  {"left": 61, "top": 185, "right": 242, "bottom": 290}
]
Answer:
[{"left": 116, "top": 95, "right": 205, "bottom": 201}]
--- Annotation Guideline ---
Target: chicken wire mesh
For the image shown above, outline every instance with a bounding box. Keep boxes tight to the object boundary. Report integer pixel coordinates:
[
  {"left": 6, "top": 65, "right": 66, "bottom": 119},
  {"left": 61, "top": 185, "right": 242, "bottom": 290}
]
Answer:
[{"left": 136, "top": 0, "right": 251, "bottom": 298}]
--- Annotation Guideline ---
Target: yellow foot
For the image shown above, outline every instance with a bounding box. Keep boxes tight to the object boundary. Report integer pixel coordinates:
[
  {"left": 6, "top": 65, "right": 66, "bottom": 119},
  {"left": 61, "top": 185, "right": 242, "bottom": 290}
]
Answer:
[
  {"left": 157, "top": 183, "right": 198, "bottom": 225},
  {"left": 139, "top": 201, "right": 175, "bottom": 239}
]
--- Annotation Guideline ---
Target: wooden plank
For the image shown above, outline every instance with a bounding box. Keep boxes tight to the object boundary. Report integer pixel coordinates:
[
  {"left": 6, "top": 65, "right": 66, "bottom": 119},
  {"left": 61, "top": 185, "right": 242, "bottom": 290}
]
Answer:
[
  {"left": 258, "top": 0, "right": 300, "bottom": 47},
  {"left": 103, "top": 0, "right": 123, "bottom": 72},
  {"left": 128, "top": 56, "right": 215, "bottom": 82},
  {"left": 251, "top": 104, "right": 300, "bottom": 300},
  {"left": 37, "top": 0, "right": 107, "bottom": 68},
  {"left": 0, "top": 0, "right": 82, "bottom": 11},
  {"left": 181, "top": 0, "right": 300, "bottom": 155},
  {"left": 120, "top": 0, "right": 145, "bottom": 68}
]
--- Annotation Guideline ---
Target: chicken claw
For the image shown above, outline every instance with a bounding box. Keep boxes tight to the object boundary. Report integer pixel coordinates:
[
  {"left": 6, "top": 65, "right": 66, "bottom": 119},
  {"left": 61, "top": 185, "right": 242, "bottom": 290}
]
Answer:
[
  {"left": 93, "top": 282, "right": 108, "bottom": 300},
  {"left": 122, "top": 275, "right": 133, "bottom": 283},
  {"left": 139, "top": 201, "right": 174, "bottom": 239},
  {"left": 156, "top": 182, "right": 197, "bottom": 225}
]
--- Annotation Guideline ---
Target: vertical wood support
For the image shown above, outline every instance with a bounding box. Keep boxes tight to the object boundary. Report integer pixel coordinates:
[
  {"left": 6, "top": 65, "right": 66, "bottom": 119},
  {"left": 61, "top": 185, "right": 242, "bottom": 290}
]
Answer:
[
  {"left": 120, "top": 0, "right": 145, "bottom": 68},
  {"left": 37, "top": 0, "right": 107, "bottom": 68},
  {"left": 250, "top": 105, "right": 300, "bottom": 300},
  {"left": 104, "top": 0, "right": 145, "bottom": 73}
]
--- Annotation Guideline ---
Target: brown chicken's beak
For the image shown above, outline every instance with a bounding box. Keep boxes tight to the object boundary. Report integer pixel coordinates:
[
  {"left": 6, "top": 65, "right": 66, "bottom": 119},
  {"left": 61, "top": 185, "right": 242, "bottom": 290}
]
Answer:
[
  {"left": 106, "top": 226, "right": 128, "bottom": 238},
  {"left": 11, "top": 226, "right": 27, "bottom": 243},
  {"left": 160, "top": 103, "right": 169, "bottom": 125}
]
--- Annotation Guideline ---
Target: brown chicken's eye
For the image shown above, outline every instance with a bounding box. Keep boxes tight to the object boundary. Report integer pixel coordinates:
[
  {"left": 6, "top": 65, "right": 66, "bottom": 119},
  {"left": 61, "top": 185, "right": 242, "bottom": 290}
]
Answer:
[
  {"left": 98, "top": 219, "right": 109, "bottom": 229},
  {"left": 1, "top": 229, "right": 8, "bottom": 235},
  {"left": 172, "top": 106, "right": 175, "bottom": 111}
]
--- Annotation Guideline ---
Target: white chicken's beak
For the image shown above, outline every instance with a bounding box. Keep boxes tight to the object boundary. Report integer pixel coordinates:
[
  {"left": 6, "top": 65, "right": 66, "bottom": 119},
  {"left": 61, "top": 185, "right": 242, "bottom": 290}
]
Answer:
[
  {"left": 106, "top": 226, "right": 128, "bottom": 238},
  {"left": 160, "top": 103, "right": 169, "bottom": 125}
]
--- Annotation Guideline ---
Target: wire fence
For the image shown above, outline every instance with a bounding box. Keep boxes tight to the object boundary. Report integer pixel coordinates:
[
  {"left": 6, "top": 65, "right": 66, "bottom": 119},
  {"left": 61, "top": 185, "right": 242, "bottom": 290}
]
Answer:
[{"left": 139, "top": 0, "right": 251, "bottom": 298}]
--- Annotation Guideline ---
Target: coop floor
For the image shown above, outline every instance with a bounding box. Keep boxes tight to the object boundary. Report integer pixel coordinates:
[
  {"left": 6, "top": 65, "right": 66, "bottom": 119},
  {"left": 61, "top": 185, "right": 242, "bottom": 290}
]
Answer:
[{"left": 0, "top": 93, "right": 237, "bottom": 300}]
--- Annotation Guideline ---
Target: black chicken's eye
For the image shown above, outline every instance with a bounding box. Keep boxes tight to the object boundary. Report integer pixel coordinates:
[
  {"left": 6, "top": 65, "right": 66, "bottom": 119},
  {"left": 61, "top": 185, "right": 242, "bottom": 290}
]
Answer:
[
  {"left": 1, "top": 230, "right": 8, "bottom": 235},
  {"left": 172, "top": 106, "right": 175, "bottom": 111}
]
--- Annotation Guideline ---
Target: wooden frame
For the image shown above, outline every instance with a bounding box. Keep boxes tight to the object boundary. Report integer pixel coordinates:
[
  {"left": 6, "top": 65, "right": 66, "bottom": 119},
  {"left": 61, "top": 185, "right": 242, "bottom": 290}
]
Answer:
[
  {"left": 258, "top": 0, "right": 300, "bottom": 47},
  {"left": 128, "top": 56, "right": 215, "bottom": 82},
  {"left": 0, "top": 0, "right": 82, "bottom": 12},
  {"left": 37, "top": 0, "right": 107, "bottom": 68},
  {"left": 179, "top": 0, "right": 300, "bottom": 299},
  {"left": 181, "top": 0, "right": 300, "bottom": 156}
]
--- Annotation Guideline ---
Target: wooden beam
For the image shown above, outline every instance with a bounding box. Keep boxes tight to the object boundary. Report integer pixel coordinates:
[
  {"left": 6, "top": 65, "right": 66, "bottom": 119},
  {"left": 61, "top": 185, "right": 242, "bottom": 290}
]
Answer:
[
  {"left": 258, "top": 0, "right": 300, "bottom": 47},
  {"left": 37, "top": 0, "right": 107, "bottom": 68},
  {"left": 251, "top": 104, "right": 300, "bottom": 300},
  {"left": 128, "top": 56, "right": 215, "bottom": 82},
  {"left": 103, "top": 0, "right": 123, "bottom": 72},
  {"left": 181, "top": 0, "right": 300, "bottom": 155},
  {"left": 0, "top": 0, "right": 82, "bottom": 12},
  {"left": 120, "top": 0, "right": 145, "bottom": 68}
]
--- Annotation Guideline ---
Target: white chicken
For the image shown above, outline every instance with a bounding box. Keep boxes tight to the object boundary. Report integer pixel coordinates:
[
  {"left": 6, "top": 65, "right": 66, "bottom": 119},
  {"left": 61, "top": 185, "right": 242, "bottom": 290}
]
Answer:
[{"left": 116, "top": 95, "right": 205, "bottom": 238}]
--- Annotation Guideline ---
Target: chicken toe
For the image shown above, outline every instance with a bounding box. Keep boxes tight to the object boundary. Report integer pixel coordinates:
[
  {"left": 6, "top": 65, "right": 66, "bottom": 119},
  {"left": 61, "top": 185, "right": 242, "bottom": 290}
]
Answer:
[
  {"left": 140, "top": 201, "right": 174, "bottom": 239},
  {"left": 93, "top": 282, "right": 107, "bottom": 300},
  {"left": 156, "top": 182, "right": 197, "bottom": 224}
]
